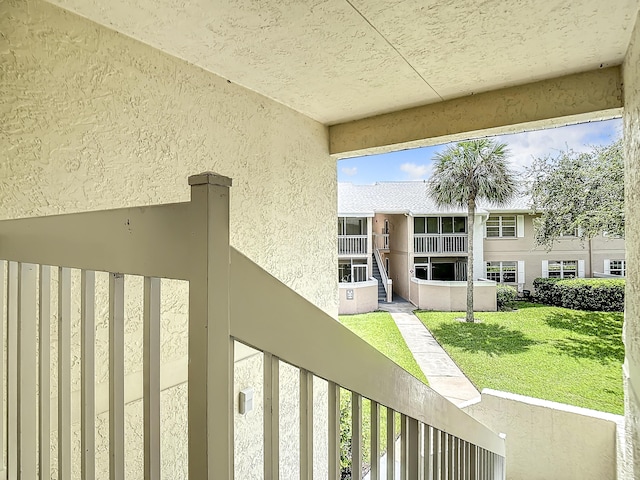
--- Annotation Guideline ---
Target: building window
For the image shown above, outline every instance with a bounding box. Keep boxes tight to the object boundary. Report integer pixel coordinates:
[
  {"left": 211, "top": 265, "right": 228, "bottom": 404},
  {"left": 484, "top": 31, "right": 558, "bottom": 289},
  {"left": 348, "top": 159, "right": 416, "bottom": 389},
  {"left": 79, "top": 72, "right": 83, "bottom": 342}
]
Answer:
[
  {"left": 486, "top": 261, "right": 517, "bottom": 283},
  {"left": 548, "top": 260, "right": 577, "bottom": 279},
  {"left": 414, "top": 257, "right": 429, "bottom": 280},
  {"left": 486, "top": 216, "right": 516, "bottom": 237},
  {"left": 414, "top": 216, "right": 466, "bottom": 234},
  {"left": 609, "top": 260, "right": 626, "bottom": 276},
  {"left": 338, "top": 217, "right": 366, "bottom": 236},
  {"left": 339, "top": 258, "right": 368, "bottom": 283}
]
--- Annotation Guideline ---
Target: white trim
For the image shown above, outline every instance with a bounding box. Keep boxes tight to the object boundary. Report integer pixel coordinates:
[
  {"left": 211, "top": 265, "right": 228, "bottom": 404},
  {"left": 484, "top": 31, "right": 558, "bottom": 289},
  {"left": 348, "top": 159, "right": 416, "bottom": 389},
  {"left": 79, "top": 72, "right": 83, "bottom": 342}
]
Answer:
[
  {"left": 517, "top": 215, "right": 525, "bottom": 238},
  {"left": 541, "top": 260, "right": 549, "bottom": 278},
  {"left": 517, "top": 261, "right": 525, "bottom": 285},
  {"left": 578, "top": 260, "right": 585, "bottom": 278},
  {"left": 604, "top": 259, "right": 611, "bottom": 275}
]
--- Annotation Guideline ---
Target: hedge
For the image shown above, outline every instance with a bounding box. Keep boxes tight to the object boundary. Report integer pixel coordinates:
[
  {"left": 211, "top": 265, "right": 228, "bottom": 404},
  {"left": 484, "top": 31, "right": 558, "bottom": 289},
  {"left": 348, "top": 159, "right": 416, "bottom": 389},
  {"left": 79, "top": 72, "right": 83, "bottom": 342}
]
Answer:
[
  {"left": 533, "top": 277, "right": 624, "bottom": 312},
  {"left": 496, "top": 284, "right": 518, "bottom": 310}
]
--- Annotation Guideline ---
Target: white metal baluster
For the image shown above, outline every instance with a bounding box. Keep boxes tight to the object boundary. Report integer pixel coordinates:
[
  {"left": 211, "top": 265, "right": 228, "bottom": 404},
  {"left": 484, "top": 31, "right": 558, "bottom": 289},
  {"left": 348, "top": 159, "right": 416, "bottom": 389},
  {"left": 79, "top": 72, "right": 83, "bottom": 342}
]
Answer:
[
  {"left": 469, "top": 445, "right": 476, "bottom": 480},
  {"left": 144, "top": 277, "right": 161, "bottom": 480},
  {"left": 370, "top": 401, "right": 380, "bottom": 480},
  {"left": 7, "top": 262, "right": 17, "bottom": 478},
  {"left": 264, "top": 353, "right": 279, "bottom": 480},
  {"left": 431, "top": 428, "right": 439, "bottom": 480},
  {"left": 0, "top": 261, "right": 5, "bottom": 478},
  {"left": 440, "top": 431, "right": 446, "bottom": 480},
  {"left": 352, "top": 392, "right": 362, "bottom": 480},
  {"left": 407, "top": 418, "right": 419, "bottom": 480},
  {"left": 423, "top": 425, "right": 432, "bottom": 480},
  {"left": 447, "top": 434, "right": 454, "bottom": 480},
  {"left": 328, "top": 382, "right": 340, "bottom": 479},
  {"left": 464, "top": 442, "right": 470, "bottom": 480},
  {"left": 400, "top": 414, "right": 407, "bottom": 480},
  {"left": 17, "top": 263, "right": 37, "bottom": 478},
  {"left": 81, "top": 270, "right": 96, "bottom": 480},
  {"left": 387, "top": 408, "right": 395, "bottom": 480},
  {"left": 109, "top": 273, "right": 125, "bottom": 480},
  {"left": 300, "top": 369, "right": 313, "bottom": 480},
  {"left": 58, "top": 267, "right": 72, "bottom": 480},
  {"left": 39, "top": 266, "right": 51, "bottom": 480}
]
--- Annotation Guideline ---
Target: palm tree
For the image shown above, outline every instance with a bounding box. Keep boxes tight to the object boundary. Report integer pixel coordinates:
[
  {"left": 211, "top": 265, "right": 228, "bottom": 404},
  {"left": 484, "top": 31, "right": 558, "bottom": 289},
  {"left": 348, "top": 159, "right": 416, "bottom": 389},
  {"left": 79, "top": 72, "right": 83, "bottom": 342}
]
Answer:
[{"left": 427, "top": 139, "right": 517, "bottom": 322}]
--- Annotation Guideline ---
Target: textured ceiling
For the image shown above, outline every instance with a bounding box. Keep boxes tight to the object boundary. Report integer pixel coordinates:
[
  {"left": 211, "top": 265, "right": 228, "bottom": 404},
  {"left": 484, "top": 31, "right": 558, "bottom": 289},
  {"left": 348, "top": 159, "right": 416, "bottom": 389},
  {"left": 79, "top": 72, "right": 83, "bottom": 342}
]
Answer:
[{"left": 47, "top": 0, "right": 639, "bottom": 124}]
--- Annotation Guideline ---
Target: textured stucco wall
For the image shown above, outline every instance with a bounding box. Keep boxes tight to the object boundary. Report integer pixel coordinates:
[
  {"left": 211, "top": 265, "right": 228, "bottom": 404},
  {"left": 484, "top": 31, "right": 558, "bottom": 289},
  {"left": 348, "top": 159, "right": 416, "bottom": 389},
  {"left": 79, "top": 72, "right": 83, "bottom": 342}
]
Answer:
[
  {"left": 463, "top": 390, "right": 622, "bottom": 480},
  {"left": 1, "top": 0, "right": 336, "bottom": 477},
  {"left": 409, "top": 280, "right": 497, "bottom": 312},
  {"left": 0, "top": 0, "right": 337, "bottom": 317},
  {"left": 624, "top": 7, "right": 640, "bottom": 479},
  {"left": 338, "top": 280, "right": 379, "bottom": 314}
]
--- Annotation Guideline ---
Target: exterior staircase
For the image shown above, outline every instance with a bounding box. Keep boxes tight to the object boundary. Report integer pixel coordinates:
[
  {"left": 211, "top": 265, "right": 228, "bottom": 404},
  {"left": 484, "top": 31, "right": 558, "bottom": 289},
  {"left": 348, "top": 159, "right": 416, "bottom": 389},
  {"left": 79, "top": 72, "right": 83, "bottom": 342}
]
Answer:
[{"left": 372, "top": 253, "right": 387, "bottom": 303}]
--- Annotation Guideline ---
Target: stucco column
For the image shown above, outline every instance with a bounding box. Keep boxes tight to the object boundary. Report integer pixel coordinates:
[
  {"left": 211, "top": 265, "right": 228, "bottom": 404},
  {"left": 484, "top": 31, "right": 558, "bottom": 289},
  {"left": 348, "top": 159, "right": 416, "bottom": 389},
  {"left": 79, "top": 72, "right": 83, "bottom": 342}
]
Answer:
[
  {"left": 623, "top": 8, "right": 640, "bottom": 479},
  {"left": 473, "top": 213, "right": 486, "bottom": 280}
]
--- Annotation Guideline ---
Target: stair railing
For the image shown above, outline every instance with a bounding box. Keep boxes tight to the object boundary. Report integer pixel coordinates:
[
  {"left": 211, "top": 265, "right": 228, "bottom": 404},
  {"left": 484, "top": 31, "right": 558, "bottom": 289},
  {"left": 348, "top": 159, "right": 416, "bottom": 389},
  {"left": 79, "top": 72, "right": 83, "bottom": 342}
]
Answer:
[
  {"left": 374, "top": 247, "right": 392, "bottom": 302},
  {"left": 0, "top": 173, "right": 505, "bottom": 479}
]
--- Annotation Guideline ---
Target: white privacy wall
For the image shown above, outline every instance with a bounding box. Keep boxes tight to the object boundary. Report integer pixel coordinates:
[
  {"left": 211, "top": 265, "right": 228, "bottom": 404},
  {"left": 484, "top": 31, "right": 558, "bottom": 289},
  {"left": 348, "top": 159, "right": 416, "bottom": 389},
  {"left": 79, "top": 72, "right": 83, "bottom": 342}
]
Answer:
[
  {"left": 1, "top": 0, "right": 336, "bottom": 478},
  {"left": 462, "top": 390, "right": 622, "bottom": 480}
]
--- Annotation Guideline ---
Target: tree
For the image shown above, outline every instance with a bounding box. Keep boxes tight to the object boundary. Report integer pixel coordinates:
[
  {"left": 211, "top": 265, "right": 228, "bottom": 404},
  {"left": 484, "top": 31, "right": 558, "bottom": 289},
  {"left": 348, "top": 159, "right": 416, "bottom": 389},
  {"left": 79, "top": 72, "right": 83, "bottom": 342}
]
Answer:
[
  {"left": 428, "top": 139, "right": 518, "bottom": 322},
  {"left": 528, "top": 139, "right": 624, "bottom": 250}
]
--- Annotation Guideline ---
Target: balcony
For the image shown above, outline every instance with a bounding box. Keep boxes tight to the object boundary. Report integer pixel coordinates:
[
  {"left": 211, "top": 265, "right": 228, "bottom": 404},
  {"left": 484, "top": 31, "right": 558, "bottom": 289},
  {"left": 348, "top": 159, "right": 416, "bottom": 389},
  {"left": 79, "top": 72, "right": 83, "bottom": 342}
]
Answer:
[
  {"left": 414, "top": 233, "right": 468, "bottom": 254},
  {"left": 373, "top": 232, "right": 390, "bottom": 250},
  {"left": 0, "top": 174, "right": 504, "bottom": 479},
  {"left": 338, "top": 234, "right": 368, "bottom": 255}
]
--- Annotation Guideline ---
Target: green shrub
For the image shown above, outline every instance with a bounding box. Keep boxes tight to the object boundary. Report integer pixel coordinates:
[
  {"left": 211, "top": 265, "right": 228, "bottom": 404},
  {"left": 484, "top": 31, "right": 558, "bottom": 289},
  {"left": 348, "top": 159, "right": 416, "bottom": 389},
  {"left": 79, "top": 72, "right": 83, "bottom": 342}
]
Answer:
[
  {"left": 496, "top": 284, "right": 518, "bottom": 310},
  {"left": 533, "top": 277, "right": 561, "bottom": 305},
  {"left": 533, "top": 277, "right": 624, "bottom": 312},
  {"left": 556, "top": 278, "right": 625, "bottom": 312}
]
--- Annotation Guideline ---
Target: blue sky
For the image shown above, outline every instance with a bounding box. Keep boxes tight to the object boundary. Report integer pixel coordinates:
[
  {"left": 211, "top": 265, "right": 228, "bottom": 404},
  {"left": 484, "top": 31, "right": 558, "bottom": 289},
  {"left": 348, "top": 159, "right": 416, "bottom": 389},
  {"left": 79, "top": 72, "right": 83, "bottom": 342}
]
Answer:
[{"left": 337, "top": 118, "right": 623, "bottom": 184}]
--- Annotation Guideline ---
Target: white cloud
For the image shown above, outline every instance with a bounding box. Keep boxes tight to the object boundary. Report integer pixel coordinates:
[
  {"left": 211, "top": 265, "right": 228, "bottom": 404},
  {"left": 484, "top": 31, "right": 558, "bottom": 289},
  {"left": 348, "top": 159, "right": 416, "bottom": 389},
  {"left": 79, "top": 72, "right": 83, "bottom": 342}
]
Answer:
[
  {"left": 341, "top": 166, "right": 358, "bottom": 176},
  {"left": 400, "top": 162, "right": 432, "bottom": 180},
  {"left": 494, "top": 120, "right": 621, "bottom": 172}
]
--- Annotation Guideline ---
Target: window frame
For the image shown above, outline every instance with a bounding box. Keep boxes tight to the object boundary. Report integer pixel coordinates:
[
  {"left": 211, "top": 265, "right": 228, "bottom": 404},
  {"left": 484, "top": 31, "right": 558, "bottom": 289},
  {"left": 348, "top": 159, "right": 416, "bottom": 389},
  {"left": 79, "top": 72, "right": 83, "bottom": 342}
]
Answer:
[
  {"left": 486, "top": 215, "right": 517, "bottom": 238},
  {"left": 609, "top": 259, "right": 626, "bottom": 276},
  {"left": 486, "top": 261, "right": 517, "bottom": 283},
  {"left": 338, "top": 258, "right": 368, "bottom": 283},
  {"left": 547, "top": 260, "right": 578, "bottom": 279}
]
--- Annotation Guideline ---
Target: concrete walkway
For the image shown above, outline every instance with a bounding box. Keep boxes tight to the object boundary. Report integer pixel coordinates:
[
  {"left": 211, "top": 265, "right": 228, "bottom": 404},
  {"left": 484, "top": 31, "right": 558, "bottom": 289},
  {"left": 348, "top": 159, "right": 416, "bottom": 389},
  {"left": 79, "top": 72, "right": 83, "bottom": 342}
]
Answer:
[{"left": 379, "top": 299, "right": 480, "bottom": 406}]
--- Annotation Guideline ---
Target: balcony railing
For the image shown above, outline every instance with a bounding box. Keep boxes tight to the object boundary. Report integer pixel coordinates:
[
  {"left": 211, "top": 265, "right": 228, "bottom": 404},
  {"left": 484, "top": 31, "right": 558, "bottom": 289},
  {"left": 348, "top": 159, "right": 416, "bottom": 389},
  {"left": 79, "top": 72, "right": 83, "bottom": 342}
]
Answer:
[
  {"left": 414, "top": 233, "right": 468, "bottom": 254},
  {"left": 0, "top": 173, "right": 504, "bottom": 479},
  {"left": 338, "top": 234, "right": 368, "bottom": 255},
  {"left": 373, "top": 232, "right": 390, "bottom": 250}
]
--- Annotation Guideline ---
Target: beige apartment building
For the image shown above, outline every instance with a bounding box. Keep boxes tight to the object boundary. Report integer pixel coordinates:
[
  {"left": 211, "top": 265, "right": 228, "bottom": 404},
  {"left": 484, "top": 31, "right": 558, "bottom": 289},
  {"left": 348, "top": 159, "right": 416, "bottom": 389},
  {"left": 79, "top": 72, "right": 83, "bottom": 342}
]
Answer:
[
  {"left": 3, "top": 0, "right": 640, "bottom": 478},
  {"left": 338, "top": 182, "right": 625, "bottom": 314}
]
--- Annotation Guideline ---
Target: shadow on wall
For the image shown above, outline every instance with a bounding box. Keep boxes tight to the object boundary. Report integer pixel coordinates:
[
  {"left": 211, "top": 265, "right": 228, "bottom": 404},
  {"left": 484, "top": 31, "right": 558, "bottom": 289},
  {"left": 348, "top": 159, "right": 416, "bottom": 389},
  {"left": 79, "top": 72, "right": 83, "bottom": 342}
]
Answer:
[
  {"left": 544, "top": 311, "right": 625, "bottom": 364},
  {"left": 428, "top": 323, "right": 536, "bottom": 356}
]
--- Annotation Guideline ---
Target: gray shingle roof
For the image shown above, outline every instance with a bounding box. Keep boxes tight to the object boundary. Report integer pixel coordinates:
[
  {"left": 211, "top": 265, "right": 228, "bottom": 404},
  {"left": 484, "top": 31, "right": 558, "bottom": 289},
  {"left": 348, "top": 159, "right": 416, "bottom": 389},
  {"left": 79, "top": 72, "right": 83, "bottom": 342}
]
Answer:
[{"left": 338, "top": 182, "right": 532, "bottom": 216}]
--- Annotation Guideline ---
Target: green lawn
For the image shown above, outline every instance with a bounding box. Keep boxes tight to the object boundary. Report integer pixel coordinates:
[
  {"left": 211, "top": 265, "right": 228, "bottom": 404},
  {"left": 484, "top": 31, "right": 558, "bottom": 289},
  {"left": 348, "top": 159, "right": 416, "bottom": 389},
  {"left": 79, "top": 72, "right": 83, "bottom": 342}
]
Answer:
[
  {"left": 340, "top": 311, "right": 427, "bottom": 383},
  {"left": 415, "top": 303, "right": 624, "bottom": 414},
  {"left": 339, "top": 311, "right": 427, "bottom": 475}
]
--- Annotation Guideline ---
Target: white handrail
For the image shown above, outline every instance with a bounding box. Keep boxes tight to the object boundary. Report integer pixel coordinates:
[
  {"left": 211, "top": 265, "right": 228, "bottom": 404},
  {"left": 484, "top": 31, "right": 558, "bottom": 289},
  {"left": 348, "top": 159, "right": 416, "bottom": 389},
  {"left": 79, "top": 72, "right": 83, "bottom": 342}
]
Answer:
[
  {"left": 373, "top": 247, "right": 392, "bottom": 302},
  {"left": 0, "top": 173, "right": 505, "bottom": 479},
  {"left": 231, "top": 248, "right": 504, "bottom": 454}
]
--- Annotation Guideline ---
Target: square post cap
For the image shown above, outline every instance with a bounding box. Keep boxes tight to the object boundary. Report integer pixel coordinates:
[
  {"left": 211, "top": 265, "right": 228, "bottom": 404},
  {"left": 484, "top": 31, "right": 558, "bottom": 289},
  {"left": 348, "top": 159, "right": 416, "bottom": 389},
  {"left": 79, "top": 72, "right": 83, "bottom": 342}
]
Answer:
[{"left": 188, "top": 172, "right": 232, "bottom": 187}]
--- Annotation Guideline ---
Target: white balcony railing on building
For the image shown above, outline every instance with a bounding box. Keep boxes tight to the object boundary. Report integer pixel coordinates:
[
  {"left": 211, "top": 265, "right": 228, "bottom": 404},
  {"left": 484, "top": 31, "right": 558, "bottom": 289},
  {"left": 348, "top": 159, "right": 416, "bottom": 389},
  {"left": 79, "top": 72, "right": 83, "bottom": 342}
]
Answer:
[
  {"left": 414, "top": 234, "right": 468, "bottom": 254},
  {"left": 0, "top": 173, "right": 504, "bottom": 479},
  {"left": 338, "top": 234, "right": 368, "bottom": 255},
  {"left": 373, "top": 233, "right": 389, "bottom": 250}
]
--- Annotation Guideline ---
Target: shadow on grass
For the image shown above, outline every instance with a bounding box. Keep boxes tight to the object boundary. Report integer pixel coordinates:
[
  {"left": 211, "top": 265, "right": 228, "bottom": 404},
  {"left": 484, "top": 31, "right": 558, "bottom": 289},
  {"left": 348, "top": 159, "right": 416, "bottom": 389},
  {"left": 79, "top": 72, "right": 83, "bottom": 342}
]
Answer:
[
  {"left": 429, "top": 322, "right": 536, "bottom": 356},
  {"left": 544, "top": 311, "right": 624, "bottom": 363}
]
